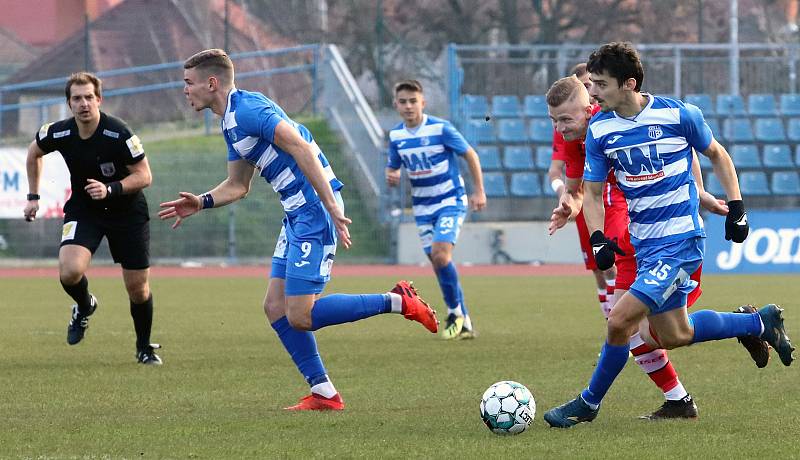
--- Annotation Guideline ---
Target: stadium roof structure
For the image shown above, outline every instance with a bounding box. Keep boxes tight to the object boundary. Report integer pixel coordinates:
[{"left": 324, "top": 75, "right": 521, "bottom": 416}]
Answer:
[{"left": 0, "top": 26, "right": 37, "bottom": 82}]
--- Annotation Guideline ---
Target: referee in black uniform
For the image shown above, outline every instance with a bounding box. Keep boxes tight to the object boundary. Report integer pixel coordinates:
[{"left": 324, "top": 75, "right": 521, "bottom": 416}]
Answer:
[{"left": 23, "top": 72, "right": 161, "bottom": 365}]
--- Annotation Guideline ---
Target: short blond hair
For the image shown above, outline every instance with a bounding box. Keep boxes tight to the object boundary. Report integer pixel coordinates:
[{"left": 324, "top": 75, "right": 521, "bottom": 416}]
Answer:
[
  {"left": 183, "top": 48, "right": 234, "bottom": 85},
  {"left": 546, "top": 75, "right": 589, "bottom": 108}
]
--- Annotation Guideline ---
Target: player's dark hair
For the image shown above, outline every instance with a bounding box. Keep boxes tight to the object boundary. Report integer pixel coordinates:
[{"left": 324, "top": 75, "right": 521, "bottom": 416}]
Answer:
[
  {"left": 569, "top": 62, "right": 588, "bottom": 78},
  {"left": 394, "top": 79, "right": 423, "bottom": 95},
  {"left": 586, "top": 42, "right": 644, "bottom": 92},
  {"left": 184, "top": 48, "right": 235, "bottom": 84},
  {"left": 65, "top": 72, "right": 102, "bottom": 100}
]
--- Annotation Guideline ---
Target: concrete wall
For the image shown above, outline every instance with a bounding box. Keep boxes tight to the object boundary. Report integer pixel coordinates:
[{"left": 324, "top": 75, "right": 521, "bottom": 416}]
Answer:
[{"left": 397, "top": 221, "right": 583, "bottom": 265}]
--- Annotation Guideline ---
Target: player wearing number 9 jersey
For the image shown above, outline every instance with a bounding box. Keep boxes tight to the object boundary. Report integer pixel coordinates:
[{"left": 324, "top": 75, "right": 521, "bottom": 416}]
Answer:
[
  {"left": 386, "top": 79, "right": 487, "bottom": 340},
  {"left": 161, "top": 49, "right": 440, "bottom": 411}
]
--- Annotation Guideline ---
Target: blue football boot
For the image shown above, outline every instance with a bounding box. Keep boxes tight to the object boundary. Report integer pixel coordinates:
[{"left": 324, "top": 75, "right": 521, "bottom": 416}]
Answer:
[
  {"left": 758, "top": 304, "right": 795, "bottom": 366},
  {"left": 544, "top": 395, "right": 599, "bottom": 428}
]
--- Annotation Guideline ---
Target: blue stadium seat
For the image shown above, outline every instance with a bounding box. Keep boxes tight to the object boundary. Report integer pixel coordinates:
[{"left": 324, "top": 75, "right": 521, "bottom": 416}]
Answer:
[
  {"left": 491, "top": 95, "right": 521, "bottom": 118},
  {"left": 502, "top": 146, "right": 534, "bottom": 170},
  {"left": 685, "top": 94, "right": 715, "bottom": 116},
  {"left": 510, "top": 172, "right": 542, "bottom": 197},
  {"left": 716, "top": 94, "right": 747, "bottom": 115},
  {"left": 497, "top": 118, "right": 527, "bottom": 143},
  {"left": 529, "top": 119, "right": 553, "bottom": 143},
  {"left": 465, "top": 120, "right": 496, "bottom": 145},
  {"left": 523, "top": 95, "right": 549, "bottom": 118},
  {"left": 754, "top": 118, "right": 787, "bottom": 143},
  {"left": 747, "top": 94, "right": 778, "bottom": 116},
  {"left": 786, "top": 118, "right": 800, "bottom": 142},
  {"left": 730, "top": 144, "right": 761, "bottom": 169},
  {"left": 483, "top": 172, "right": 508, "bottom": 197},
  {"left": 771, "top": 171, "right": 800, "bottom": 195},
  {"left": 723, "top": 118, "right": 754, "bottom": 143},
  {"left": 705, "top": 117, "right": 723, "bottom": 142},
  {"left": 780, "top": 93, "right": 800, "bottom": 116},
  {"left": 535, "top": 146, "right": 553, "bottom": 170},
  {"left": 762, "top": 145, "right": 794, "bottom": 169},
  {"left": 797, "top": 145, "right": 800, "bottom": 167},
  {"left": 739, "top": 171, "right": 771, "bottom": 196},
  {"left": 703, "top": 173, "right": 726, "bottom": 196},
  {"left": 477, "top": 146, "right": 502, "bottom": 170},
  {"left": 463, "top": 94, "right": 489, "bottom": 119}
]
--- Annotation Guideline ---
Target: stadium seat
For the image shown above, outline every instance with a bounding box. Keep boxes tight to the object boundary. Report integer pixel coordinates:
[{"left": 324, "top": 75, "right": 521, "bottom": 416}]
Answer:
[
  {"left": 762, "top": 145, "right": 794, "bottom": 169},
  {"left": 716, "top": 94, "right": 747, "bottom": 115},
  {"left": 477, "top": 146, "right": 502, "bottom": 170},
  {"left": 491, "top": 95, "right": 521, "bottom": 118},
  {"left": 535, "top": 146, "right": 553, "bottom": 170},
  {"left": 754, "top": 118, "right": 787, "bottom": 143},
  {"left": 529, "top": 119, "right": 553, "bottom": 143},
  {"left": 705, "top": 117, "right": 723, "bottom": 142},
  {"left": 797, "top": 145, "right": 800, "bottom": 166},
  {"left": 722, "top": 118, "right": 754, "bottom": 143},
  {"left": 465, "top": 120, "right": 496, "bottom": 145},
  {"left": 497, "top": 118, "right": 527, "bottom": 143},
  {"left": 523, "top": 95, "right": 549, "bottom": 118},
  {"left": 780, "top": 93, "right": 800, "bottom": 117},
  {"left": 703, "top": 172, "right": 726, "bottom": 196},
  {"left": 739, "top": 171, "right": 771, "bottom": 196},
  {"left": 483, "top": 172, "right": 508, "bottom": 197},
  {"left": 502, "top": 146, "right": 535, "bottom": 170},
  {"left": 463, "top": 94, "right": 489, "bottom": 119},
  {"left": 685, "top": 94, "right": 715, "bottom": 116},
  {"left": 747, "top": 94, "right": 778, "bottom": 117},
  {"left": 510, "top": 172, "right": 542, "bottom": 197},
  {"left": 786, "top": 118, "right": 800, "bottom": 142},
  {"left": 730, "top": 144, "right": 761, "bottom": 169},
  {"left": 771, "top": 171, "right": 800, "bottom": 195}
]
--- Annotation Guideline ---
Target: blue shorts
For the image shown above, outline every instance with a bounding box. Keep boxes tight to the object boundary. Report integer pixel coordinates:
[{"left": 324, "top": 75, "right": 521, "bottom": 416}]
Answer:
[
  {"left": 270, "top": 193, "right": 342, "bottom": 296},
  {"left": 629, "top": 237, "right": 704, "bottom": 314},
  {"left": 416, "top": 209, "right": 466, "bottom": 254}
]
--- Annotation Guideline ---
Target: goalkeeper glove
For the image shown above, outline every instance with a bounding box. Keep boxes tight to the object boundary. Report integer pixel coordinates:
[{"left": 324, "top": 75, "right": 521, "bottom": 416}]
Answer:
[
  {"left": 725, "top": 199, "right": 749, "bottom": 243},
  {"left": 590, "top": 230, "right": 626, "bottom": 271}
]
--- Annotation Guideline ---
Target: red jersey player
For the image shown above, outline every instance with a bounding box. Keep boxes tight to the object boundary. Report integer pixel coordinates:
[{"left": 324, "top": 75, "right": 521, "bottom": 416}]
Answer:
[{"left": 545, "top": 74, "right": 730, "bottom": 419}]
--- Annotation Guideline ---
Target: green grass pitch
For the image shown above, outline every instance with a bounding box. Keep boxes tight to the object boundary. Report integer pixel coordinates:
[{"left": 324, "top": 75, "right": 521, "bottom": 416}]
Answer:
[{"left": 2, "top": 274, "right": 798, "bottom": 458}]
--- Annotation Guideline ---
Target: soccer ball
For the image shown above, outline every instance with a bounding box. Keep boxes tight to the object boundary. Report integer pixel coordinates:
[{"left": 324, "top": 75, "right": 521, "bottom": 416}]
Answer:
[{"left": 479, "top": 381, "right": 535, "bottom": 435}]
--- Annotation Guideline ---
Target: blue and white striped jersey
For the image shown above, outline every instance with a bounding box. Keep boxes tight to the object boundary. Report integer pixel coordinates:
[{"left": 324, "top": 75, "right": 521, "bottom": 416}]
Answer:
[
  {"left": 387, "top": 115, "right": 471, "bottom": 221},
  {"left": 584, "top": 95, "right": 713, "bottom": 247},
  {"left": 222, "top": 88, "right": 343, "bottom": 215}
]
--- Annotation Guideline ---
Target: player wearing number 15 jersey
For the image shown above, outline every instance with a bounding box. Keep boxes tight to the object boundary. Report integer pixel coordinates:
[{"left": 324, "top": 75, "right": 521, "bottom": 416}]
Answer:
[
  {"left": 161, "top": 49, "right": 440, "bottom": 411},
  {"left": 386, "top": 79, "right": 487, "bottom": 340}
]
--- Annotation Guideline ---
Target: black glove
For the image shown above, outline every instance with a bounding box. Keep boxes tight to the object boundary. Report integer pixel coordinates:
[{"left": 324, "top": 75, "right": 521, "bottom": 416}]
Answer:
[
  {"left": 725, "top": 199, "right": 749, "bottom": 243},
  {"left": 590, "top": 230, "right": 626, "bottom": 271}
]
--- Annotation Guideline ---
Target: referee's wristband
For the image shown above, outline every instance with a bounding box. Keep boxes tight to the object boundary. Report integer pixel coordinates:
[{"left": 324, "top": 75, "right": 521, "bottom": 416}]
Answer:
[
  {"left": 201, "top": 193, "right": 215, "bottom": 210},
  {"left": 106, "top": 181, "right": 123, "bottom": 198},
  {"left": 27, "top": 193, "right": 40, "bottom": 201},
  {"left": 550, "top": 178, "right": 565, "bottom": 193}
]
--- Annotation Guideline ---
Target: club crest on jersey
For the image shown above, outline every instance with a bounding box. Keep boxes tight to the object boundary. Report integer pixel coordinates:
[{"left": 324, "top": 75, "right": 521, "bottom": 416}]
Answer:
[
  {"left": 648, "top": 125, "right": 663, "bottom": 140},
  {"left": 420, "top": 136, "right": 430, "bottom": 146},
  {"left": 100, "top": 162, "right": 116, "bottom": 177}
]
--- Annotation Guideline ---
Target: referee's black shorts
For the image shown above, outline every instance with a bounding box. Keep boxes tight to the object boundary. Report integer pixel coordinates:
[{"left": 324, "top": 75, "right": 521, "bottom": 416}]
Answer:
[{"left": 60, "top": 209, "right": 150, "bottom": 270}]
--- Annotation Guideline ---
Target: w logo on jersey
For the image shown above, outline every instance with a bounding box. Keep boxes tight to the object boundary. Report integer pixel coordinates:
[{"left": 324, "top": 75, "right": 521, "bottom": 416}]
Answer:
[
  {"left": 404, "top": 152, "right": 433, "bottom": 172},
  {"left": 648, "top": 125, "right": 663, "bottom": 140},
  {"left": 615, "top": 145, "right": 665, "bottom": 180}
]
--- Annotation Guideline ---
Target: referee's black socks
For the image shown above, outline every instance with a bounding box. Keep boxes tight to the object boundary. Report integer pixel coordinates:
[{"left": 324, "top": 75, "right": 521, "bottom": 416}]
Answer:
[
  {"left": 61, "top": 275, "right": 93, "bottom": 313},
  {"left": 130, "top": 294, "right": 154, "bottom": 351}
]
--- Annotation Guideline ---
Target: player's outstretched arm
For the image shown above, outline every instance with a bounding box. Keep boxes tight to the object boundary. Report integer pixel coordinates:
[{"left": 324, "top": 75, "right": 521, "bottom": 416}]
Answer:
[
  {"left": 463, "top": 148, "right": 486, "bottom": 211},
  {"left": 273, "top": 120, "right": 352, "bottom": 248},
  {"left": 158, "top": 160, "right": 255, "bottom": 229},
  {"left": 24, "top": 140, "right": 46, "bottom": 222}
]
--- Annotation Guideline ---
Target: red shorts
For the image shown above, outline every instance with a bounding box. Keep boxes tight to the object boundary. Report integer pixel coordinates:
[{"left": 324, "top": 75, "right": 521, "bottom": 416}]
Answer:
[
  {"left": 575, "top": 208, "right": 597, "bottom": 271},
  {"left": 687, "top": 264, "right": 703, "bottom": 307},
  {"left": 604, "top": 200, "right": 636, "bottom": 291}
]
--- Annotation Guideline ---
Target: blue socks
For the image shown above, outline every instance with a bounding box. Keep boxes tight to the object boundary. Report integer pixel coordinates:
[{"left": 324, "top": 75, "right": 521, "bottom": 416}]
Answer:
[
  {"left": 310, "top": 294, "right": 391, "bottom": 330},
  {"left": 435, "top": 262, "right": 468, "bottom": 315},
  {"left": 271, "top": 316, "right": 327, "bottom": 386},
  {"left": 582, "top": 342, "right": 630, "bottom": 406},
  {"left": 689, "top": 310, "right": 762, "bottom": 343}
]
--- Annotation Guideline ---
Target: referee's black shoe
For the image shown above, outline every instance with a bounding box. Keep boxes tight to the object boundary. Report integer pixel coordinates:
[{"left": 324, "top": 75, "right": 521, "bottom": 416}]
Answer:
[
  {"left": 137, "top": 344, "right": 163, "bottom": 366},
  {"left": 67, "top": 295, "right": 98, "bottom": 345}
]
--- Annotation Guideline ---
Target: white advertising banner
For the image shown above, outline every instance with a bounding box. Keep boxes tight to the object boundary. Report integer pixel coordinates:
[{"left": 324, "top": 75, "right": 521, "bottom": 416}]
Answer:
[{"left": 0, "top": 147, "right": 71, "bottom": 219}]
